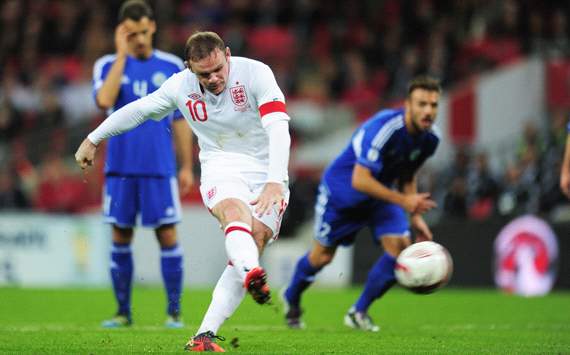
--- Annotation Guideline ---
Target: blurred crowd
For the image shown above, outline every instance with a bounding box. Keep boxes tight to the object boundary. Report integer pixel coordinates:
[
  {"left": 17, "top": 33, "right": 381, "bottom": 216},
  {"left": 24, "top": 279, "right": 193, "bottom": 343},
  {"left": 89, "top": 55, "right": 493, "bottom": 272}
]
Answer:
[
  {"left": 429, "top": 112, "right": 569, "bottom": 222},
  {"left": 0, "top": 0, "right": 570, "bottom": 227}
]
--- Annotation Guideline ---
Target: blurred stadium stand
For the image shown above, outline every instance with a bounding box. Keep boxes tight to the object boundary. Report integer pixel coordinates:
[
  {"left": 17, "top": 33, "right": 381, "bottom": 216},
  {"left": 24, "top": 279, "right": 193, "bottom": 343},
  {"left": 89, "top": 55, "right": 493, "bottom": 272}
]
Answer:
[{"left": 1, "top": 0, "right": 570, "bottom": 288}]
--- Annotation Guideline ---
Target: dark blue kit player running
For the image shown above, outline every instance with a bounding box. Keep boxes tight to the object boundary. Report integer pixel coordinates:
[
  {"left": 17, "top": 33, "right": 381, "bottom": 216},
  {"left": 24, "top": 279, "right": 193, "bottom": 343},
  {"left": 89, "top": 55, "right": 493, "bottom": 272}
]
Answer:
[{"left": 282, "top": 76, "right": 442, "bottom": 331}]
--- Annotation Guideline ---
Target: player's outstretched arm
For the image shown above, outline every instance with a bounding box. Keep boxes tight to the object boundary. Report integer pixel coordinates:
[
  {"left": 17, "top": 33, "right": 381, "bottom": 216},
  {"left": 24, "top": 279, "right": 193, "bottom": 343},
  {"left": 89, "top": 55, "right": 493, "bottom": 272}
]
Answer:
[
  {"left": 352, "top": 164, "right": 437, "bottom": 213},
  {"left": 560, "top": 135, "right": 570, "bottom": 198},
  {"left": 76, "top": 78, "right": 178, "bottom": 170}
]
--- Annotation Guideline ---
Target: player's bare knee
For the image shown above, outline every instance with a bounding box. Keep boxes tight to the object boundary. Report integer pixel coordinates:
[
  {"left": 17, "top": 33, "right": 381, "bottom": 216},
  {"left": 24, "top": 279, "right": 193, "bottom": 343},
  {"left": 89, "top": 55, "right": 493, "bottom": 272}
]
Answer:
[
  {"left": 112, "top": 225, "right": 134, "bottom": 244},
  {"left": 156, "top": 224, "right": 177, "bottom": 248},
  {"left": 309, "top": 248, "right": 335, "bottom": 268},
  {"left": 214, "top": 199, "right": 250, "bottom": 226},
  {"left": 381, "top": 235, "right": 406, "bottom": 257}
]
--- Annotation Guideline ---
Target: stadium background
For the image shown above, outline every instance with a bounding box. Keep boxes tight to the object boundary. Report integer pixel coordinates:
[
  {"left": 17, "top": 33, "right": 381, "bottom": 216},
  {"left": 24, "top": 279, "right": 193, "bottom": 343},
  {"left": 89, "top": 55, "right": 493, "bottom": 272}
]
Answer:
[{"left": 1, "top": 0, "right": 570, "bottom": 292}]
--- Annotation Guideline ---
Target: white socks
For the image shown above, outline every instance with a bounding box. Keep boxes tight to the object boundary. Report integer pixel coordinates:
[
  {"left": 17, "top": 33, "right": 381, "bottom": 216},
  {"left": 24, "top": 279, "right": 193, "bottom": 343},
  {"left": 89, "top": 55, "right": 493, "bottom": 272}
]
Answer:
[
  {"left": 224, "top": 222, "right": 259, "bottom": 280},
  {"left": 195, "top": 222, "right": 260, "bottom": 335},
  {"left": 197, "top": 264, "right": 246, "bottom": 335}
]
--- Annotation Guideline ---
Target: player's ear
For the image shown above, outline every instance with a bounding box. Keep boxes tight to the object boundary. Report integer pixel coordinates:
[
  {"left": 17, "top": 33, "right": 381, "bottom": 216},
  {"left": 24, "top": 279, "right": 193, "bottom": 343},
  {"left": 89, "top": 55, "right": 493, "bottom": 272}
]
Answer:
[
  {"left": 184, "top": 61, "right": 194, "bottom": 73},
  {"left": 225, "top": 47, "right": 231, "bottom": 60}
]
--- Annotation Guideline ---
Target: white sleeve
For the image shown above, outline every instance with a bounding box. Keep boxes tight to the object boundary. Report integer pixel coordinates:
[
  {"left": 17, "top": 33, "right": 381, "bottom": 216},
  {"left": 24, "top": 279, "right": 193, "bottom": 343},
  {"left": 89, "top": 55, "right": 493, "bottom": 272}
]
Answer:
[
  {"left": 264, "top": 119, "right": 291, "bottom": 184},
  {"left": 251, "top": 63, "right": 289, "bottom": 128},
  {"left": 87, "top": 76, "right": 179, "bottom": 145}
]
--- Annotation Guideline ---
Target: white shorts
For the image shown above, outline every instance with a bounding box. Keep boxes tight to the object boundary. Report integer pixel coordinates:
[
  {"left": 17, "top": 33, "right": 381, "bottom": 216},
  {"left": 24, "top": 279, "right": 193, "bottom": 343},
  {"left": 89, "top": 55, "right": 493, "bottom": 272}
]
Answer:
[{"left": 199, "top": 171, "right": 290, "bottom": 241}]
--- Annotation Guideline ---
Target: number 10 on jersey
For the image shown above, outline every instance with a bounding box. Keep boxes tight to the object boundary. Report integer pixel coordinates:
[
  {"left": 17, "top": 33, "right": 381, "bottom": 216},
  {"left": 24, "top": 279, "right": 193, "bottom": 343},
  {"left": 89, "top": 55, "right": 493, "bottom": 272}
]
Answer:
[{"left": 186, "top": 99, "right": 208, "bottom": 122}]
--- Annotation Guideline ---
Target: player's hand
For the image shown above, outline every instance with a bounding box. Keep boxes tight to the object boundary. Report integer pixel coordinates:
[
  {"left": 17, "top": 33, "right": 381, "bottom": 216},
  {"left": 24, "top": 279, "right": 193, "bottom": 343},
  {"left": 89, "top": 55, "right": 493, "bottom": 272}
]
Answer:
[
  {"left": 402, "top": 193, "right": 437, "bottom": 214},
  {"left": 75, "top": 138, "right": 98, "bottom": 170},
  {"left": 411, "top": 214, "right": 433, "bottom": 242},
  {"left": 560, "top": 169, "right": 570, "bottom": 198},
  {"left": 250, "top": 182, "right": 284, "bottom": 216},
  {"left": 177, "top": 168, "right": 194, "bottom": 197},
  {"left": 115, "top": 23, "right": 130, "bottom": 56}
]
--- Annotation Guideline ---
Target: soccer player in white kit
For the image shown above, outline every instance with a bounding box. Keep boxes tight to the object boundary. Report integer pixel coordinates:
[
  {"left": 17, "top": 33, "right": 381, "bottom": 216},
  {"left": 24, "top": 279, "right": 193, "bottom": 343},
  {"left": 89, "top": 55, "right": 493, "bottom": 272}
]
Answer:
[{"left": 75, "top": 31, "right": 291, "bottom": 352}]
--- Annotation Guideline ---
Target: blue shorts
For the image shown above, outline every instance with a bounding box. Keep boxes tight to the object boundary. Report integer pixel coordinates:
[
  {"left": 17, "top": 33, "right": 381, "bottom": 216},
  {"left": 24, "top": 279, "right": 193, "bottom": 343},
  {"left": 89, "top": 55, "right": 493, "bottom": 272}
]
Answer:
[
  {"left": 103, "top": 175, "right": 181, "bottom": 228},
  {"left": 314, "top": 183, "right": 410, "bottom": 247}
]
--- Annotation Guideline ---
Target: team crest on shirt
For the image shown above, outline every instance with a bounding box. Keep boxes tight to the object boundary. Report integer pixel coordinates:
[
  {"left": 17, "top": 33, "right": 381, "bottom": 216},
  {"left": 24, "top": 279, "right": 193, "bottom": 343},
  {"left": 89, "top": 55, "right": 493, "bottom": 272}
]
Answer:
[
  {"left": 409, "top": 149, "right": 421, "bottom": 161},
  {"left": 230, "top": 85, "right": 250, "bottom": 111},
  {"left": 152, "top": 72, "right": 167, "bottom": 87},
  {"left": 207, "top": 187, "right": 217, "bottom": 201},
  {"left": 188, "top": 93, "right": 202, "bottom": 100},
  {"left": 367, "top": 148, "right": 380, "bottom": 162}
]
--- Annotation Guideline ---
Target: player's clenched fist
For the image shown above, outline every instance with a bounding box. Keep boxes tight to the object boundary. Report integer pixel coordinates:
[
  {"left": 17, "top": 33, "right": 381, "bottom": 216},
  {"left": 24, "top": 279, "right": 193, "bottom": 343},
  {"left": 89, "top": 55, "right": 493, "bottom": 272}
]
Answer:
[{"left": 75, "top": 138, "right": 98, "bottom": 169}]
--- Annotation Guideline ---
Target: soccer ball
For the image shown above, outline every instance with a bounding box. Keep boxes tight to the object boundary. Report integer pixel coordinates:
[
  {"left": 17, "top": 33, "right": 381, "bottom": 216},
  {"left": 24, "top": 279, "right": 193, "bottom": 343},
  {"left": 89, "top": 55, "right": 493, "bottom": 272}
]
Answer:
[{"left": 394, "top": 241, "right": 453, "bottom": 294}]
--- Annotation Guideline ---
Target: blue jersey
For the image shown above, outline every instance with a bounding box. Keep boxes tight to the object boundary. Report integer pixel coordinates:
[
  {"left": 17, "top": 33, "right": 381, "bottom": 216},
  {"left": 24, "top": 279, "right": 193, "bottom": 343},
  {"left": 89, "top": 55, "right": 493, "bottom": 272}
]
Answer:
[
  {"left": 93, "top": 50, "right": 184, "bottom": 176},
  {"left": 322, "top": 108, "right": 439, "bottom": 209}
]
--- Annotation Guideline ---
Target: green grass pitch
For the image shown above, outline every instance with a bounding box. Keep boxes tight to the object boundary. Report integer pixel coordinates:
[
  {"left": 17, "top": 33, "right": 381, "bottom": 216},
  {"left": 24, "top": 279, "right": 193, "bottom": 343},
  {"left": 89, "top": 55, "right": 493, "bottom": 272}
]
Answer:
[{"left": 0, "top": 287, "right": 568, "bottom": 354}]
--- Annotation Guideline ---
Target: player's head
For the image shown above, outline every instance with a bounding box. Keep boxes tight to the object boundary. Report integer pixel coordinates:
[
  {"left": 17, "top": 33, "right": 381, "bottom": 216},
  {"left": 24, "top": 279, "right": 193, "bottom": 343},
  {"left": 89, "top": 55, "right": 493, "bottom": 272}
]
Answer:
[
  {"left": 405, "top": 76, "right": 441, "bottom": 133},
  {"left": 118, "top": 0, "right": 156, "bottom": 59},
  {"left": 184, "top": 31, "right": 231, "bottom": 95}
]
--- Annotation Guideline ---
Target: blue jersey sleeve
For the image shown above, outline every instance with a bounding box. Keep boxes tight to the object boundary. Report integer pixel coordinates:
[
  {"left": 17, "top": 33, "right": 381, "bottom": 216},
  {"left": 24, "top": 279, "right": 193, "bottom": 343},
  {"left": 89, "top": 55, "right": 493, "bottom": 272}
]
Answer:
[
  {"left": 354, "top": 124, "right": 384, "bottom": 174},
  {"left": 92, "top": 55, "right": 115, "bottom": 102},
  {"left": 172, "top": 109, "right": 184, "bottom": 120},
  {"left": 567, "top": 121, "right": 570, "bottom": 133}
]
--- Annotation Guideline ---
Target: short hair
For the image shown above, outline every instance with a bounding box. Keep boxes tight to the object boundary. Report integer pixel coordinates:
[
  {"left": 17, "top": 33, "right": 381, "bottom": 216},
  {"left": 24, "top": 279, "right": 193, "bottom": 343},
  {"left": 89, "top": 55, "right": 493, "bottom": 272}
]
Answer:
[
  {"left": 407, "top": 76, "right": 442, "bottom": 97},
  {"left": 184, "top": 31, "right": 226, "bottom": 63},
  {"left": 118, "top": 0, "right": 154, "bottom": 22}
]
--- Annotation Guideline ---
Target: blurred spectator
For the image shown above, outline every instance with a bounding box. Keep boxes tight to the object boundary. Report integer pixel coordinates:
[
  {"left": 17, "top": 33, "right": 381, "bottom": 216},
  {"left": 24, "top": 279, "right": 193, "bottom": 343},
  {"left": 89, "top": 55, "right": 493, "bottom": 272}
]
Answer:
[
  {"left": 444, "top": 175, "right": 469, "bottom": 218},
  {"left": 546, "top": 9, "right": 570, "bottom": 58},
  {"left": 0, "top": 0, "right": 568, "bottom": 220},
  {"left": 0, "top": 167, "right": 29, "bottom": 210},
  {"left": 498, "top": 144, "right": 541, "bottom": 216},
  {"left": 467, "top": 151, "right": 501, "bottom": 220},
  {"left": 39, "top": 0, "right": 87, "bottom": 56},
  {"left": 440, "top": 147, "right": 471, "bottom": 218},
  {"left": 34, "top": 152, "right": 85, "bottom": 213},
  {"left": 0, "top": 98, "right": 22, "bottom": 141}
]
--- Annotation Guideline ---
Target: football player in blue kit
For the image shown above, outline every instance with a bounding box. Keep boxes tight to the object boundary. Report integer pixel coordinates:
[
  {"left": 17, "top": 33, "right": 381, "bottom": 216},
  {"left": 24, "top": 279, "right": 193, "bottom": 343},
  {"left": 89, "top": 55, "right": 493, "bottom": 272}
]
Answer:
[
  {"left": 282, "top": 76, "right": 441, "bottom": 331},
  {"left": 92, "top": 0, "right": 193, "bottom": 328}
]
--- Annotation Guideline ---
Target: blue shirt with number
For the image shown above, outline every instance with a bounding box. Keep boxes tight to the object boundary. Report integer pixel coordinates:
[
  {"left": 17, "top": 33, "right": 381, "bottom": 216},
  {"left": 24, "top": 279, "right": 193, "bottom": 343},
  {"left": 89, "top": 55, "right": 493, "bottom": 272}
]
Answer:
[
  {"left": 93, "top": 50, "right": 184, "bottom": 176},
  {"left": 322, "top": 108, "right": 440, "bottom": 209}
]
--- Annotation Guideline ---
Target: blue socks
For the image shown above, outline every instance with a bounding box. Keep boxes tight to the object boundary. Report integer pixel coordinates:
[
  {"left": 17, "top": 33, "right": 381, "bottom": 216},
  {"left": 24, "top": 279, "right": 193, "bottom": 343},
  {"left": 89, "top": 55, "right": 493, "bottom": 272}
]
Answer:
[
  {"left": 160, "top": 244, "right": 184, "bottom": 316},
  {"left": 110, "top": 242, "right": 133, "bottom": 317},
  {"left": 285, "top": 253, "right": 322, "bottom": 307},
  {"left": 354, "top": 253, "right": 396, "bottom": 313}
]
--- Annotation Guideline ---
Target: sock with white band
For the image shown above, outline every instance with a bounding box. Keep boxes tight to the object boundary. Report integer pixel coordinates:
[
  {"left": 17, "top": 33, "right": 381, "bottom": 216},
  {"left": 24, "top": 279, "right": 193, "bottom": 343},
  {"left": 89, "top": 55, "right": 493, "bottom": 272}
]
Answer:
[
  {"left": 224, "top": 222, "right": 259, "bottom": 280},
  {"left": 196, "top": 264, "right": 246, "bottom": 335}
]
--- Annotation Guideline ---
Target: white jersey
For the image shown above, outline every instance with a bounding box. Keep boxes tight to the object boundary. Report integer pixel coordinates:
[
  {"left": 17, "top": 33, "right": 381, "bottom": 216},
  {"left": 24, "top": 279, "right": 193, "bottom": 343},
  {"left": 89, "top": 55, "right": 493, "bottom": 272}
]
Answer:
[{"left": 132, "top": 56, "right": 288, "bottom": 179}]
